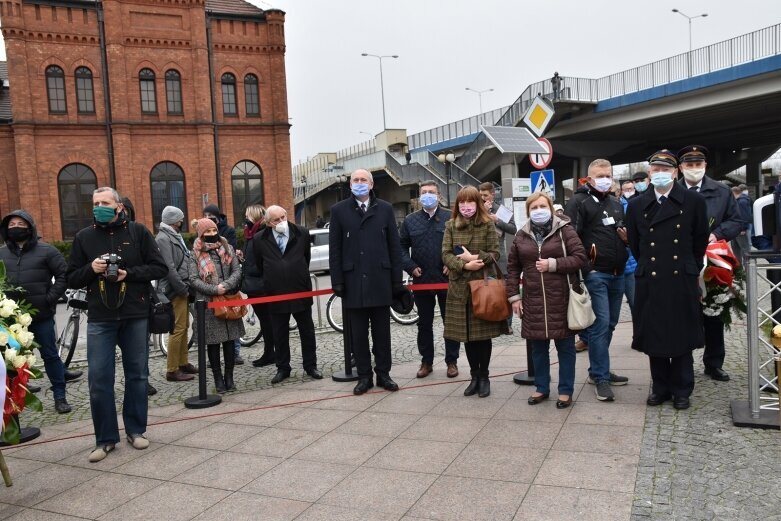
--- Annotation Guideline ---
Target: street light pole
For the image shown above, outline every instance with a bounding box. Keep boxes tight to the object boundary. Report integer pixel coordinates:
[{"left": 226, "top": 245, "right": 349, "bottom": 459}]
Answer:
[
  {"left": 465, "top": 87, "right": 494, "bottom": 124},
  {"left": 437, "top": 153, "right": 455, "bottom": 208},
  {"left": 671, "top": 9, "right": 708, "bottom": 52},
  {"left": 301, "top": 174, "right": 307, "bottom": 228},
  {"left": 361, "top": 53, "right": 399, "bottom": 130}
]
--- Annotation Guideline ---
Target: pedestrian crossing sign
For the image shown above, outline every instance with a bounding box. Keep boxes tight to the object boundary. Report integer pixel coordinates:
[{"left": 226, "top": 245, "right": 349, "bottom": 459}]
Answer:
[{"left": 530, "top": 169, "right": 555, "bottom": 199}]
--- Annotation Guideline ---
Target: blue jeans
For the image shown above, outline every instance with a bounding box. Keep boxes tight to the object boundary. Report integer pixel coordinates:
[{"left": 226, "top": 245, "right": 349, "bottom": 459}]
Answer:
[
  {"left": 584, "top": 271, "right": 624, "bottom": 384},
  {"left": 529, "top": 337, "right": 576, "bottom": 395},
  {"left": 624, "top": 271, "right": 635, "bottom": 314},
  {"left": 413, "top": 290, "right": 460, "bottom": 364},
  {"left": 87, "top": 318, "right": 149, "bottom": 445},
  {"left": 29, "top": 317, "right": 65, "bottom": 400}
]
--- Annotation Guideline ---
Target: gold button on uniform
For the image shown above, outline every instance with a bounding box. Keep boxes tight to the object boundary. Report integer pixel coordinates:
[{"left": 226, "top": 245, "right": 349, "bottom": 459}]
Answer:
[
  {"left": 676, "top": 224, "right": 681, "bottom": 229},
  {"left": 651, "top": 257, "right": 656, "bottom": 262},
  {"left": 673, "top": 255, "right": 678, "bottom": 260},
  {"left": 650, "top": 227, "right": 654, "bottom": 232},
  {"left": 674, "top": 239, "right": 678, "bottom": 244},
  {"left": 651, "top": 272, "right": 657, "bottom": 277},
  {"left": 674, "top": 270, "right": 679, "bottom": 275},
  {"left": 650, "top": 242, "right": 655, "bottom": 247}
]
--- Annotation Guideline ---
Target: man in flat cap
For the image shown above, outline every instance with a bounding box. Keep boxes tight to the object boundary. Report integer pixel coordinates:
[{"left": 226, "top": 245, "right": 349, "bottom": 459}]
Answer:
[
  {"left": 677, "top": 145, "right": 743, "bottom": 382},
  {"left": 626, "top": 150, "right": 709, "bottom": 409},
  {"left": 632, "top": 171, "right": 650, "bottom": 197}
]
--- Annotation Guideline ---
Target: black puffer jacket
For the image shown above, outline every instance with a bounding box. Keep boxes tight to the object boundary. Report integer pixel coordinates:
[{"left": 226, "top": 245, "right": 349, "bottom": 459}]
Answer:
[
  {"left": 0, "top": 210, "right": 68, "bottom": 322},
  {"left": 67, "top": 217, "right": 168, "bottom": 322}
]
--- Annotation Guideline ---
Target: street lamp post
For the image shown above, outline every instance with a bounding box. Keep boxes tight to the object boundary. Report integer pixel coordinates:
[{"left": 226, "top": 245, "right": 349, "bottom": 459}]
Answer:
[
  {"left": 361, "top": 53, "right": 399, "bottom": 130},
  {"left": 465, "top": 87, "right": 494, "bottom": 124},
  {"left": 671, "top": 9, "right": 708, "bottom": 52},
  {"left": 301, "top": 174, "right": 307, "bottom": 228},
  {"left": 437, "top": 153, "right": 455, "bottom": 208}
]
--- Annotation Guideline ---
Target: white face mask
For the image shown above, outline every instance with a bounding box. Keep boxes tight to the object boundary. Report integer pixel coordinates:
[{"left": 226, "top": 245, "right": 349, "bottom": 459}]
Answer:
[
  {"left": 274, "top": 220, "right": 288, "bottom": 235},
  {"left": 623, "top": 190, "right": 636, "bottom": 198},
  {"left": 529, "top": 208, "right": 552, "bottom": 224},
  {"left": 682, "top": 168, "right": 706, "bottom": 183},
  {"left": 593, "top": 177, "right": 613, "bottom": 193}
]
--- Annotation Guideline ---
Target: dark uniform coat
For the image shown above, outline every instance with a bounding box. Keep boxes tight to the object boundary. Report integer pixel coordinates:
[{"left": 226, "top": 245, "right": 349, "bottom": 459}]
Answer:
[
  {"left": 252, "top": 222, "right": 313, "bottom": 314},
  {"left": 329, "top": 193, "right": 403, "bottom": 308},
  {"left": 625, "top": 183, "right": 709, "bottom": 357},
  {"left": 442, "top": 216, "right": 508, "bottom": 342},
  {"left": 505, "top": 217, "right": 587, "bottom": 341},
  {"left": 679, "top": 176, "right": 742, "bottom": 241}
]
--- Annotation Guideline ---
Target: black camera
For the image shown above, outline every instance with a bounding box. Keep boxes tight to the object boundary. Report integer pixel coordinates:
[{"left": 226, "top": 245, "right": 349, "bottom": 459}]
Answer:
[{"left": 101, "top": 253, "right": 122, "bottom": 282}]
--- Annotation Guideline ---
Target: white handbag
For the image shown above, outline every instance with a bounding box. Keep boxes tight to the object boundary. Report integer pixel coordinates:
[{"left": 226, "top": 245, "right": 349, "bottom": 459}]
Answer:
[{"left": 560, "top": 231, "right": 596, "bottom": 330}]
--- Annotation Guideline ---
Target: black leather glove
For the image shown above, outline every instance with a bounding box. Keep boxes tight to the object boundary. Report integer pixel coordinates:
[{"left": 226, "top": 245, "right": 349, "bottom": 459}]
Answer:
[{"left": 332, "top": 284, "right": 345, "bottom": 297}]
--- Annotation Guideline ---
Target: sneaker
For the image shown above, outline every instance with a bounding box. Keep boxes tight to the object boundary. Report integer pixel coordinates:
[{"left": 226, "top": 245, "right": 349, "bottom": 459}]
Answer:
[
  {"left": 587, "top": 373, "right": 629, "bottom": 386},
  {"left": 88, "top": 444, "right": 115, "bottom": 463},
  {"left": 127, "top": 433, "right": 150, "bottom": 450},
  {"left": 54, "top": 398, "right": 72, "bottom": 414},
  {"left": 595, "top": 381, "right": 615, "bottom": 401}
]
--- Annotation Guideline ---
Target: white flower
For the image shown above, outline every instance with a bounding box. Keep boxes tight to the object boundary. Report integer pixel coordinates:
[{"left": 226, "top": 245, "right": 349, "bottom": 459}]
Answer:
[
  {"left": 0, "top": 298, "right": 18, "bottom": 317},
  {"left": 703, "top": 307, "right": 722, "bottom": 317},
  {"left": 0, "top": 331, "right": 8, "bottom": 346},
  {"left": 714, "top": 293, "right": 731, "bottom": 304},
  {"left": 25, "top": 353, "right": 36, "bottom": 367},
  {"left": 17, "top": 330, "right": 34, "bottom": 348},
  {"left": 8, "top": 323, "right": 23, "bottom": 335},
  {"left": 17, "top": 313, "right": 32, "bottom": 327},
  {"left": 12, "top": 354, "right": 26, "bottom": 369},
  {"left": 3, "top": 347, "right": 17, "bottom": 363}
]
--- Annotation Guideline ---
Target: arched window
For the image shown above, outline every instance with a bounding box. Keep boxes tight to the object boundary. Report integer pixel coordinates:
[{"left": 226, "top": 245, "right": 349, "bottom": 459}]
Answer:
[
  {"left": 150, "top": 161, "right": 187, "bottom": 229},
  {"left": 75, "top": 67, "right": 94, "bottom": 114},
  {"left": 165, "top": 69, "right": 182, "bottom": 114},
  {"left": 139, "top": 68, "right": 157, "bottom": 114},
  {"left": 244, "top": 74, "right": 259, "bottom": 116},
  {"left": 58, "top": 163, "right": 97, "bottom": 239},
  {"left": 221, "top": 73, "right": 237, "bottom": 115},
  {"left": 46, "top": 65, "right": 67, "bottom": 113},
  {"left": 231, "top": 160, "right": 263, "bottom": 226}
]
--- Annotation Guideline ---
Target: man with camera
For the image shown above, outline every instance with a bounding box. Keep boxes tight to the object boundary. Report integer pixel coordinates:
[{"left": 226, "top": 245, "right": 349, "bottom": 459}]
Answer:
[{"left": 67, "top": 187, "right": 167, "bottom": 462}]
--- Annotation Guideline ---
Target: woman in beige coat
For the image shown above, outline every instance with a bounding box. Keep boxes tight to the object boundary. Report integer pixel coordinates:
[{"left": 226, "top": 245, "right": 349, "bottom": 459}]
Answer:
[{"left": 442, "top": 186, "right": 507, "bottom": 398}]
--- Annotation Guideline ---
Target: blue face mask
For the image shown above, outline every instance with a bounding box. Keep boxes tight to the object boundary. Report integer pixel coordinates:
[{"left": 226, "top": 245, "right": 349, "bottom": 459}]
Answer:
[
  {"left": 419, "top": 193, "right": 438, "bottom": 209},
  {"left": 634, "top": 181, "right": 647, "bottom": 192},
  {"left": 93, "top": 205, "right": 116, "bottom": 224},
  {"left": 651, "top": 172, "right": 674, "bottom": 188},
  {"left": 351, "top": 183, "right": 370, "bottom": 197}
]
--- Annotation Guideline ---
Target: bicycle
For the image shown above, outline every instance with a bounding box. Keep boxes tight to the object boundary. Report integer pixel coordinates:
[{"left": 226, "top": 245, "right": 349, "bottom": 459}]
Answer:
[
  {"left": 325, "top": 291, "right": 419, "bottom": 333},
  {"left": 56, "top": 288, "right": 88, "bottom": 367}
]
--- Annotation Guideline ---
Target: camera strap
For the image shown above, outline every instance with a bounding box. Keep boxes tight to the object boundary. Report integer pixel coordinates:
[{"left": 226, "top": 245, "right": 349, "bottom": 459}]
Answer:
[{"left": 98, "top": 278, "right": 126, "bottom": 310}]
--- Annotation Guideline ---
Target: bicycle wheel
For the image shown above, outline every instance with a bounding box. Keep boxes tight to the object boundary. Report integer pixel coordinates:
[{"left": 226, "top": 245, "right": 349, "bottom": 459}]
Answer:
[
  {"left": 240, "top": 306, "right": 263, "bottom": 347},
  {"left": 157, "top": 308, "right": 196, "bottom": 355},
  {"left": 391, "top": 301, "right": 419, "bottom": 325},
  {"left": 289, "top": 316, "right": 297, "bottom": 331},
  {"left": 326, "top": 293, "right": 343, "bottom": 333},
  {"left": 57, "top": 314, "right": 79, "bottom": 367}
]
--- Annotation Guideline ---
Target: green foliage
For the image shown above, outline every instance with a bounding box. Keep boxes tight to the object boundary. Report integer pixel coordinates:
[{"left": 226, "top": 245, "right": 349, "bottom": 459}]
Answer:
[
  {"left": 50, "top": 240, "right": 72, "bottom": 262},
  {"left": 1, "top": 416, "right": 20, "bottom": 444},
  {"left": 236, "top": 228, "right": 245, "bottom": 251}
]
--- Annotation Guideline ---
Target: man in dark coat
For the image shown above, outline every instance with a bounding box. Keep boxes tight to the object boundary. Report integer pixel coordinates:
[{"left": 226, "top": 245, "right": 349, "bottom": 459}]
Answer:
[
  {"left": 626, "top": 150, "right": 709, "bottom": 410},
  {"left": 677, "top": 145, "right": 743, "bottom": 382},
  {"left": 253, "top": 205, "right": 321, "bottom": 384},
  {"left": 329, "top": 169, "right": 404, "bottom": 395},
  {"left": 400, "top": 181, "right": 459, "bottom": 379},
  {"left": 0, "top": 210, "right": 79, "bottom": 413}
]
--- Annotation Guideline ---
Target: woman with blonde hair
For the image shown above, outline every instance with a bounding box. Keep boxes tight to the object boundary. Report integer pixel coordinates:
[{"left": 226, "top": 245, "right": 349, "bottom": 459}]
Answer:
[
  {"left": 442, "top": 186, "right": 508, "bottom": 398},
  {"left": 505, "top": 192, "right": 587, "bottom": 408},
  {"left": 242, "top": 204, "right": 276, "bottom": 367}
]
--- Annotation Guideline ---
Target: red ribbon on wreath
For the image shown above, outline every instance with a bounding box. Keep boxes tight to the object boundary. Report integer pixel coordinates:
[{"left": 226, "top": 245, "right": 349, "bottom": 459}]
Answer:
[{"left": 702, "top": 240, "right": 740, "bottom": 288}]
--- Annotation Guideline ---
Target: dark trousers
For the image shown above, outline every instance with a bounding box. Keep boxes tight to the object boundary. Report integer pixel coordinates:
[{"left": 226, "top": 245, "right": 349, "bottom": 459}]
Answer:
[
  {"left": 272, "top": 308, "right": 317, "bottom": 373},
  {"left": 702, "top": 314, "right": 725, "bottom": 370},
  {"left": 414, "top": 289, "right": 460, "bottom": 365},
  {"left": 464, "top": 339, "right": 492, "bottom": 376},
  {"left": 649, "top": 352, "right": 694, "bottom": 399},
  {"left": 347, "top": 306, "right": 392, "bottom": 379},
  {"left": 251, "top": 303, "right": 276, "bottom": 358},
  {"left": 29, "top": 317, "right": 66, "bottom": 399}
]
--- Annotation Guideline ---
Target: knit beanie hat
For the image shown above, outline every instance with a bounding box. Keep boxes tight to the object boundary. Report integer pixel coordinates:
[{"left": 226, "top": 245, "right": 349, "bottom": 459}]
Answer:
[
  {"left": 161, "top": 206, "right": 185, "bottom": 225},
  {"left": 195, "top": 218, "right": 217, "bottom": 237}
]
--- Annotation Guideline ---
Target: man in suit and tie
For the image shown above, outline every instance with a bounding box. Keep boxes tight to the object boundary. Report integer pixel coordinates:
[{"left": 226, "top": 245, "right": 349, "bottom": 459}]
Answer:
[
  {"left": 329, "top": 169, "right": 405, "bottom": 395},
  {"left": 625, "top": 150, "right": 709, "bottom": 410},
  {"left": 253, "top": 205, "right": 321, "bottom": 384}
]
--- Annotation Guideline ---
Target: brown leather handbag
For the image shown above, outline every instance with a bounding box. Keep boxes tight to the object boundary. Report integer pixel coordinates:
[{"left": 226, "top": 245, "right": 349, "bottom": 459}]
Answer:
[
  {"left": 468, "top": 262, "right": 512, "bottom": 322},
  {"left": 211, "top": 293, "right": 248, "bottom": 320}
]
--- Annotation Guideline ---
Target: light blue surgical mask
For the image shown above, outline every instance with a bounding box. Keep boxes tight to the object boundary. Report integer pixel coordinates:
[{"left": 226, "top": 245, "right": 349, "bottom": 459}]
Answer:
[
  {"left": 351, "top": 183, "right": 370, "bottom": 197},
  {"left": 651, "top": 172, "right": 674, "bottom": 188},
  {"left": 419, "top": 193, "right": 438, "bottom": 210},
  {"left": 634, "top": 181, "right": 648, "bottom": 192},
  {"left": 530, "top": 208, "right": 552, "bottom": 224}
]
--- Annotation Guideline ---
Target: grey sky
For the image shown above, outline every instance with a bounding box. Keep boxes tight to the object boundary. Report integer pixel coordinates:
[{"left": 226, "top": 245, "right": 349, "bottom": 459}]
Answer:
[{"left": 1, "top": 0, "right": 779, "bottom": 165}]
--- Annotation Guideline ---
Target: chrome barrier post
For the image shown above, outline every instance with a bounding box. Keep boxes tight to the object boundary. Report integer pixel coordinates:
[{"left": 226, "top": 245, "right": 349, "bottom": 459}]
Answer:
[
  {"left": 513, "top": 339, "right": 535, "bottom": 385},
  {"left": 185, "top": 300, "right": 222, "bottom": 409},
  {"left": 747, "top": 256, "right": 760, "bottom": 417},
  {"left": 332, "top": 298, "right": 359, "bottom": 382},
  {"left": 310, "top": 273, "right": 323, "bottom": 329}
]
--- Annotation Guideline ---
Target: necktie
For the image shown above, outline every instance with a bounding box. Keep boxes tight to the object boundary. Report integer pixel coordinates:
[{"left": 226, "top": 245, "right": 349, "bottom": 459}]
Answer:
[
  {"left": 659, "top": 195, "right": 667, "bottom": 205},
  {"left": 689, "top": 186, "right": 699, "bottom": 192},
  {"left": 277, "top": 234, "right": 285, "bottom": 253},
  {"left": 360, "top": 203, "right": 367, "bottom": 214}
]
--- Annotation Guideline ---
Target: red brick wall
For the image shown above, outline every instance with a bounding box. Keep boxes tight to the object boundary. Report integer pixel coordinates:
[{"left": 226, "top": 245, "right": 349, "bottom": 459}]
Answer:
[{"left": 0, "top": 0, "right": 291, "bottom": 239}]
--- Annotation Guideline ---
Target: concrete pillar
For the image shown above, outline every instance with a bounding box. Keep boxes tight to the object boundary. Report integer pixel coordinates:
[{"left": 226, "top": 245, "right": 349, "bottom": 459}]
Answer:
[{"left": 745, "top": 159, "right": 762, "bottom": 199}]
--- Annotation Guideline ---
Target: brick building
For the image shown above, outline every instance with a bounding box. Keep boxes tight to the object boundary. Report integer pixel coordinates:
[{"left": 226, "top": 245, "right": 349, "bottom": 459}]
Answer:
[{"left": 0, "top": 0, "right": 291, "bottom": 240}]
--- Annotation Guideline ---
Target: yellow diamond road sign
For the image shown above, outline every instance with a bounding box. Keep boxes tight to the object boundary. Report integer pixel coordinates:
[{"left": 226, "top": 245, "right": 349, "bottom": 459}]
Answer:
[{"left": 522, "top": 96, "right": 555, "bottom": 137}]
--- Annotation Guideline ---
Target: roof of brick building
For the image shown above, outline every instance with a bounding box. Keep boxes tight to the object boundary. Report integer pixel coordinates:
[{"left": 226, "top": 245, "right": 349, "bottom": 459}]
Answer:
[
  {"left": 205, "top": 0, "right": 265, "bottom": 18},
  {"left": 0, "top": 61, "right": 11, "bottom": 122}
]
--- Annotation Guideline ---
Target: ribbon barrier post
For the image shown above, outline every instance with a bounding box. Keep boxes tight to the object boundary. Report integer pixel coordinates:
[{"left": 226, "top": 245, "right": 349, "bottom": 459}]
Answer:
[
  {"left": 331, "top": 298, "right": 358, "bottom": 382},
  {"left": 184, "top": 300, "right": 222, "bottom": 409},
  {"left": 513, "top": 340, "right": 535, "bottom": 385}
]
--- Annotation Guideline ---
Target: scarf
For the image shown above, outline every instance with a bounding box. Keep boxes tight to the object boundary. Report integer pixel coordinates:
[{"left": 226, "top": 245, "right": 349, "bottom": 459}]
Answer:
[
  {"left": 192, "top": 236, "right": 232, "bottom": 283},
  {"left": 244, "top": 220, "right": 265, "bottom": 241},
  {"left": 530, "top": 219, "right": 553, "bottom": 245},
  {"left": 159, "top": 222, "right": 189, "bottom": 253}
]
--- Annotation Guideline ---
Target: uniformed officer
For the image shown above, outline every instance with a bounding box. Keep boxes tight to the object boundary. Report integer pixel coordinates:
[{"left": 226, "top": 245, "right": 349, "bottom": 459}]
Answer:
[
  {"left": 677, "top": 145, "right": 743, "bottom": 382},
  {"left": 625, "top": 150, "right": 709, "bottom": 410}
]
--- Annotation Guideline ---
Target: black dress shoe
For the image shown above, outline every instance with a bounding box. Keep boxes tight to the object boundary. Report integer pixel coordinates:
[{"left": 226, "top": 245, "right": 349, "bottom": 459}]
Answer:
[
  {"left": 54, "top": 398, "right": 72, "bottom": 414},
  {"left": 64, "top": 369, "right": 83, "bottom": 382},
  {"left": 376, "top": 375, "right": 399, "bottom": 392},
  {"left": 705, "top": 367, "right": 730, "bottom": 381},
  {"left": 147, "top": 383, "right": 158, "bottom": 396},
  {"left": 673, "top": 396, "right": 690, "bottom": 410},
  {"left": 646, "top": 393, "right": 672, "bottom": 406},
  {"left": 270, "top": 371, "right": 290, "bottom": 384},
  {"left": 305, "top": 368, "right": 323, "bottom": 379},
  {"left": 252, "top": 355, "right": 275, "bottom": 368},
  {"left": 353, "top": 378, "right": 374, "bottom": 395}
]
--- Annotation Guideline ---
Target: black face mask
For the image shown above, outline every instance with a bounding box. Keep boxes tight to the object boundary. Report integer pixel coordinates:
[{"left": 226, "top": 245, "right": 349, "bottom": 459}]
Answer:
[
  {"left": 7, "top": 227, "right": 31, "bottom": 242},
  {"left": 202, "top": 235, "right": 220, "bottom": 244},
  {"left": 245, "top": 219, "right": 253, "bottom": 228}
]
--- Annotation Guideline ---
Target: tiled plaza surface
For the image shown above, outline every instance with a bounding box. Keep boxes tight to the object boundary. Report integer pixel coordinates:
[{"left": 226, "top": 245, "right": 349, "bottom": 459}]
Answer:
[{"left": 1, "top": 309, "right": 779, "bottom": 520}]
